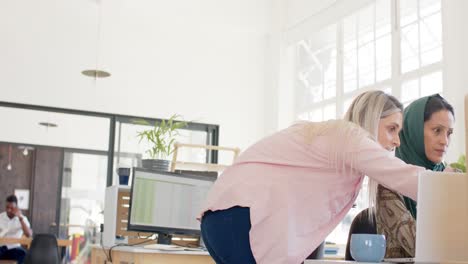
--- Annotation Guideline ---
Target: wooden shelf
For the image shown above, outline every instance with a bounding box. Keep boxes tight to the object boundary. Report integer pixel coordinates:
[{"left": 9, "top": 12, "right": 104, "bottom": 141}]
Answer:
[
  {"left": 172, "top": 162, "right": 227, "bottom": 172},
  {"left": 170, "top": 142, "right": 240, "bottom": 173}
]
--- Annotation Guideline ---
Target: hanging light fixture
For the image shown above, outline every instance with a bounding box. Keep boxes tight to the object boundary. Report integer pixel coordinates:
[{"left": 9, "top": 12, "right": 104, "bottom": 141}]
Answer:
[
  {"left": 18, "top": 145, "right": 35, "bottom": 156},
  {"left": 81, "top": 0, "right": 111, "bottom": 79},
  {"left": 38, "top": 122, "right": 58, "bottom": 128},
  {"left": 81, "top": 70, "right": 110, "bottom": 78},
  {"left": 6, "top": 144, "right": 12, "bottom": 171}
]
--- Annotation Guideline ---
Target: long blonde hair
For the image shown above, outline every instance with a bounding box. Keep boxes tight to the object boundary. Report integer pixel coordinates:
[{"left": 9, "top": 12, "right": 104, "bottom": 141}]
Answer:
[{"left": 343, "top": 90, "right": 403, "bottom": 220}]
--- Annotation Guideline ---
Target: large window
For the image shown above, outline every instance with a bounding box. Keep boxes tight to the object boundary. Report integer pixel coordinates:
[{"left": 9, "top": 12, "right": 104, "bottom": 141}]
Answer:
[
  {"left": 296, "top": 25, "right": 337, "bottom": 121},
  {"left": 399, "top": 0, "right": 443, "bottom": 105},
  {"left": 293, "top": 0, "right": 443, "bottom": 244}
]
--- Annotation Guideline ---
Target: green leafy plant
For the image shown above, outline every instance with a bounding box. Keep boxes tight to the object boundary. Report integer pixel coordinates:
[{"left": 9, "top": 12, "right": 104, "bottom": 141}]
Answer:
[
  {"left": 449, "top": 154, "right": 466, "bottom": 172},
  {"left": 134, "top": 114, "right": 188, "bottom": 160}
]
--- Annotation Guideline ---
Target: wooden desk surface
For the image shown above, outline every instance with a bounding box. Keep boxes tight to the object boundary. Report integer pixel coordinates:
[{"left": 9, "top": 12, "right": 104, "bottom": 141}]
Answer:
[
  {"left": 91, "top": 245, "right": 215, "bottom": 264},
  {"left": 0, "top": 237, "right": 72, "bottom": 247}
]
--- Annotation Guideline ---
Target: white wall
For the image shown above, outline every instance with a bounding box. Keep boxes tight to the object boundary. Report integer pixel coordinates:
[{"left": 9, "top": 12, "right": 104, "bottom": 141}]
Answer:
[
  {"left": 0, "top": 0, "right": 272, "bottom": 161},
  {"left": 283, "top": 0, "right": 338, "bottom": 30},
  {"left": 441, "top": 0, "right": 468, "bottom": 162}
]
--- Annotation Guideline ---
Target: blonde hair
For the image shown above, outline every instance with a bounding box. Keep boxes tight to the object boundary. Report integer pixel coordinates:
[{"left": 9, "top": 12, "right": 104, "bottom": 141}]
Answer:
[{"left": 343, "top": 90, "right": 403, "bottom": 221}]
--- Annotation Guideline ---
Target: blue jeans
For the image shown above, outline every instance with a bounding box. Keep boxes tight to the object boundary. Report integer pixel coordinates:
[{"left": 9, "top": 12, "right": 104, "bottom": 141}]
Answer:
[
  {"left": 201, "top": 206, "right": 256, "bottom": 264},
  {"left": 0, "top": 246, "right": 26, "bottom": 264}
]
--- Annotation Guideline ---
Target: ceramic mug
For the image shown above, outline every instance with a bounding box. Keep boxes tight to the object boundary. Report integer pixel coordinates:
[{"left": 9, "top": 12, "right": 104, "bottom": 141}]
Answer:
[{"left": 350, "top": 234, "right": 386, "bottom": 262}]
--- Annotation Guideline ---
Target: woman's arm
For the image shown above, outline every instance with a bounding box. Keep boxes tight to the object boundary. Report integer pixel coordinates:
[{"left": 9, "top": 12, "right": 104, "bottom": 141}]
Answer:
[
  {"left": 349, "top": 136, "right": 425, "bottom": 200},
  {"left": 376, "top": 185, "right": 416, "bottom": 258}
]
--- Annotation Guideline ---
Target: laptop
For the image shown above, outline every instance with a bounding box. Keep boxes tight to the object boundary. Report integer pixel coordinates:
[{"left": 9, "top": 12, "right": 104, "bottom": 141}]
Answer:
[{"left": 383, "top": 257, "right": 415, "bottom": 263}]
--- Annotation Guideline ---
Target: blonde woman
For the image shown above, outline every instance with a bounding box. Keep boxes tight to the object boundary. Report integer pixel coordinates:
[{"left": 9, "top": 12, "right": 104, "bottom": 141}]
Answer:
[{"left": 199, "top": 90, "right": 425, "bottom": 264}]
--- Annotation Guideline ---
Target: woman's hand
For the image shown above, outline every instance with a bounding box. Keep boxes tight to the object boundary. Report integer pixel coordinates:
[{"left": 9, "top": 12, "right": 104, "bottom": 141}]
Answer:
[{"left": 444, "top": 166, "right": 463, "bottom": 173}]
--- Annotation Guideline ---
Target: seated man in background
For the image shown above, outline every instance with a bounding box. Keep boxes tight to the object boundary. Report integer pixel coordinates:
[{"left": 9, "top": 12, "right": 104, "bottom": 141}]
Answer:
[{"left": 0, "top": 195, "right": 33, "bottom": 264}]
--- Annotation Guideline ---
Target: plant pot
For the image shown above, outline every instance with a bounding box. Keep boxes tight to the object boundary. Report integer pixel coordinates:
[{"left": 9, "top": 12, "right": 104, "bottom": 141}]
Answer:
[
  {"left": 116, "top": 167, "right": 131, "bottom": 185},
  {"left": 119, "top": 175, "right": 129, "bottom": 185},
  {"left": 142, "top": 159, "right": 171, "bottom": 172}
]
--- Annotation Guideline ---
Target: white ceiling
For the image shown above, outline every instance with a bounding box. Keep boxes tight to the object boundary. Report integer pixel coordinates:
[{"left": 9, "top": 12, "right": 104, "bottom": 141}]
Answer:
[{"left": 0, "top": 0, "right": 271, "bottom": 116}]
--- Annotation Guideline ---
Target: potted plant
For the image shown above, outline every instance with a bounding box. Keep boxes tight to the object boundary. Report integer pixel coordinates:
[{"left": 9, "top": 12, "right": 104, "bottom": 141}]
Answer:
[
  {"left": 134, "top": 114, "right": 188, "bottom": 171},
  {"left": 449, "top": 154, "right": 466, "bottom": 172}
]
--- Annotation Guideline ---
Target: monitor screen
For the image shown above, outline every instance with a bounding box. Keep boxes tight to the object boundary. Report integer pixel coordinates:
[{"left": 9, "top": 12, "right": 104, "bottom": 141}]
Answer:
[{"left": 127, "top": 168, "right": 215, "bottom": 235}]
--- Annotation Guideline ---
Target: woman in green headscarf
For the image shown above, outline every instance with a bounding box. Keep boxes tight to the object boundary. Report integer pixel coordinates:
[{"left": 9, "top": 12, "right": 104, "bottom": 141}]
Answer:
[{"left": 375, "top": 94, "right": 455, "bottom": 258}]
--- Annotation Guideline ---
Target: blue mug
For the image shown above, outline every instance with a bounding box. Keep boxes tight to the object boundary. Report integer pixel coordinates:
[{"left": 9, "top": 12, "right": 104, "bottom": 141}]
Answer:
[{"left": 350, "top": 234, "right": 386, "bottom": 262}]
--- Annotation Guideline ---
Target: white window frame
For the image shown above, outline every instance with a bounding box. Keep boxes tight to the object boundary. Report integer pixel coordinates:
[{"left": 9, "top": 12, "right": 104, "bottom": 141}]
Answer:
[
  {"left": 295, "top": 0, "right": 443, "bottom": 120},
  {"left": 291, "top": 0, "right": 443, "bottom": 245}
]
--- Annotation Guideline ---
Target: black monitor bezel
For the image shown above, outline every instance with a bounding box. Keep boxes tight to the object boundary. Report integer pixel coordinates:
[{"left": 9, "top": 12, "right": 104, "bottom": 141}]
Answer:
[{"left": 127, "top": 167, "right": 215, "bottom": 236}]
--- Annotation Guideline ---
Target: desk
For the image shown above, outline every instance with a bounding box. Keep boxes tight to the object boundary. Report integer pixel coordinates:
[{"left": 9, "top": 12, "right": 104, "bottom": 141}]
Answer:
[
  {"left": 91, "top": 245, "right": 215, "bottom": 264},
  {"left": 0, "top": 237, "right": 72, "bottom": 248},
  {"left": 305, "top": 261, "right": 397, "bottom": 264}
]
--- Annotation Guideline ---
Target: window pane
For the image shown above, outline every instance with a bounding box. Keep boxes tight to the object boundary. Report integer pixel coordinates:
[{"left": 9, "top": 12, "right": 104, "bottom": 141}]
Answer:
[
  {"left": 343, "top": 97, "right": 355, "bottom": 116},
  {"left": 401, "top": 23, "right": 420, "bottom": 73},
  {"left": 323, "top": 104, "right": 336, "bottom": 120},
  {"left": 60, "top": 152, "right": 107, "bottom": 238},
  {"left": 420, "top": 13, "right": 442, "bottom": 66},
  {"left": 297, "top": 42, "right": 312, "bottom": 70},
  {"left": 358, "top": 5, "right": 374, "bottom": 46},
  {"left": 310, "top": 84, "right": 324, "bottom": 103},
  {"left": 376, "top": 35, "right": 391, "bottom": 81},
  {"left": 344, "top": 0, "right": 390, "bottom": 89},
  {"left": 295, "top": 25, "right": 337, "bottom": 111},
  {"left": 0, "top": 107, "right": 110, "bottom": 151},
  {"left": 323, "top": 49, "right": 337, "bottom": 99},
  {"left": 175, "top": 129, "right": 210, "bottom": 163},
  {"left": 309, "top": 108, "right": 323, "bottom": 122},
  {"left": 421, "top": 71, "right": 443, "bottom": 96},
  {"left": 344, "top": 41, "right": 358, "bottom": 93},
  {"left": 376, "top": 0, "right": 391, "bottom": 38},
  {"left": 400, "top": 0, "right": 418, "bottom": 27},
  {"left": 401, "top": 78, "right": 419, "bottom": 102},
  {"left": 358, "top": 43, "right": 375, "bottom": 87},
  {"left": 420, "top": 0, "right": 441, "bottom": 17},
  {"left": 297, "top": 112, "right": 309, "bottom": 121},
  {"left": 382, "top": 86, "right": 392, "bottom": 94},
  {"left": 400, "top": 0, "right": 442, "bottom": 73},
  {"left": 344, "top": 14, "right": 358, "bottom": 93}
]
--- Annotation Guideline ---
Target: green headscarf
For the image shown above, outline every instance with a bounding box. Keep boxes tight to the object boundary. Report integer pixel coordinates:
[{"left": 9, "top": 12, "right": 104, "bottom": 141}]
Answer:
[{"left": 395, "top": 94, "right": 445, "bottom": 219}]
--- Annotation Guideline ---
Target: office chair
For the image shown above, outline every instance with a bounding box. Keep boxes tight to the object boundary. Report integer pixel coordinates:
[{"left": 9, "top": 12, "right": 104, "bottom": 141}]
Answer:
[
  {"left": 344, "top": 208, "right": 377, "bottom": 261},
  {"left": 24, "top": 234, "right": 60, "bottom": 264}
]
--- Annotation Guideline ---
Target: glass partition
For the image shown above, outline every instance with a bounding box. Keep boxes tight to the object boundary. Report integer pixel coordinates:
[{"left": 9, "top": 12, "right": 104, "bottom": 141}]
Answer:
[
  {"left": 0, "top": 106, "right": 110, "bottom": 151},
  {"left": 113, "top": 117, "right": 218, "bottom": 186},
  {"left": 0, "top": 102, "right": 219, "bottom": 249}
]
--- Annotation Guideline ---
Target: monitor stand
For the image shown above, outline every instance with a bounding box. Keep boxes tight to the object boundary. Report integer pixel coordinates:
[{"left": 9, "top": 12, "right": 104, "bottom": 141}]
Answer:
[{"left": 157, "top": 233, "right": 173, "bottom": 245}]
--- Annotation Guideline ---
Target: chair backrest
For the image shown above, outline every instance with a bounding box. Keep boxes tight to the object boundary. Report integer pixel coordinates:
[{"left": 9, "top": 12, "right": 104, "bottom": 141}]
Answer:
[
  {"left": 306, "top": 241, "right": 325, "bottom": 260},
  {"left": 24, "top": 234, "right": 60, "bottom": 264},
  {"left": 344, "top": 208, "right": 377, "bottom": 260}
]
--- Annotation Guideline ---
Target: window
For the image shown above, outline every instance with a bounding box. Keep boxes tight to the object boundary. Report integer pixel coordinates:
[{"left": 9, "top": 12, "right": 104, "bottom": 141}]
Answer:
[
  {"left": 292, "top": 0, "right": 443, "bottom": 244},
  {"left": 113, "top": 117, "right": 218, "bottom": 185},
  {"left": 399, "top": 0, "right": 443, "bottom": 105},
  {"left": 400, "top": 0, "right": 442, "bottom": 73},
  {"left": 296, "top": 24, "right": 337, "bottom": 121}
]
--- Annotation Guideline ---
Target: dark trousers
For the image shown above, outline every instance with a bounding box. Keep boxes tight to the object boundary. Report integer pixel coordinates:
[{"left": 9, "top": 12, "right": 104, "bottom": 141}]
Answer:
[
  {"left": 201, "top": 206, "right": 256, "bottom": 264},
  {"left": 0, "top": 246, "right": 26, "bottom": 264}
]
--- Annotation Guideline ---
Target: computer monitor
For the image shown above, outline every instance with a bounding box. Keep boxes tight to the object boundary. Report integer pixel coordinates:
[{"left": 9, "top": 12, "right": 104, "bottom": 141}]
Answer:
[{"left": 127, "top": 167, "right": 215, "bottom": 244}]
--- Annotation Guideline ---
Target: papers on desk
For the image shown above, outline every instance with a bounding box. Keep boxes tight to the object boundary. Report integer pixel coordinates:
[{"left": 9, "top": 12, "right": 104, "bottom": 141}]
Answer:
[
  {"left": 143, "top": 244, "right": 182, "bottom": 251},
  {"left": 383, "top": 258, "right": 414, "bottom": 263},
  {"left": 142, "top": 244, "right": 205, "bottom": 252}
]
